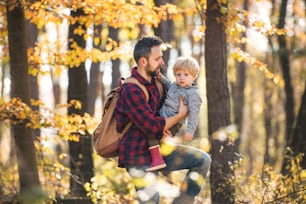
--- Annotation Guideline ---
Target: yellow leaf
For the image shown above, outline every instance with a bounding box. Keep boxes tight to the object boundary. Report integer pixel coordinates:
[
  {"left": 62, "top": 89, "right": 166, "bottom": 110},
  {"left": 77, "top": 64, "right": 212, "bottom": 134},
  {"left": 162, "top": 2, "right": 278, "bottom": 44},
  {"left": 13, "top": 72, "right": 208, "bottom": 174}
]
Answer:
[
  {"left": 160, "top": 141, "right": 176, "bottom": 156},
  {"left": 94, "top": 37, "right": 100, "bottom": 46},
  {"left": 220, "top": 7, "right": 227, "bottom": 15},
  {"left": 59, "top": 153, "right": 67, "bottom": 160},
  {"left": 300, "top": 169, "right": 306, "bottom": 180},
  {"left": 199, "top": 25, "right": 206, "bottom": 32},
  {"left": 74, "top": 26, "right": 85, "bottom": 35},
  {"left": 193, "top": 35, "right": 201, "bottom": 42},
  {"left": 105, "top": 43, "right": 113, "bottom": 51}
]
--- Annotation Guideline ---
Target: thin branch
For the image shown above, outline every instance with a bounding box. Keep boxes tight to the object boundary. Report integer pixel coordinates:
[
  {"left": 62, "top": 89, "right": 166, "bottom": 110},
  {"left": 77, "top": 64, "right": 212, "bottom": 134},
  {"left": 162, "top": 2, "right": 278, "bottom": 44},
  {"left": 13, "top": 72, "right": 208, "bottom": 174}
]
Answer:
[{"left": 265, "top": 188, "right": 306, "bottom": 204}]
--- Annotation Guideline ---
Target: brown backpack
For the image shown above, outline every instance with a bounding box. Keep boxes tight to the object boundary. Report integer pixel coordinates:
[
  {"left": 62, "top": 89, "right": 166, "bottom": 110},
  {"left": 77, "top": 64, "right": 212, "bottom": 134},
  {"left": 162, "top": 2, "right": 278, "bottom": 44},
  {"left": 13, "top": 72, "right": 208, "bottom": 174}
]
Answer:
[{"left": 93, "top": 77, "right": 163, "bottom": 158}]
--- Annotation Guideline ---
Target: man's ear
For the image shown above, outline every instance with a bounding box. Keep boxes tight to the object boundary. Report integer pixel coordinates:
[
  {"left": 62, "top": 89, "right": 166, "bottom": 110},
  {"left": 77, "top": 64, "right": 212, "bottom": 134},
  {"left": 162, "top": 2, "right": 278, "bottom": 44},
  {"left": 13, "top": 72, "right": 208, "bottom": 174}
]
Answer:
[{"left": 139, "top": 57, "right": 147, "bottom": 66}]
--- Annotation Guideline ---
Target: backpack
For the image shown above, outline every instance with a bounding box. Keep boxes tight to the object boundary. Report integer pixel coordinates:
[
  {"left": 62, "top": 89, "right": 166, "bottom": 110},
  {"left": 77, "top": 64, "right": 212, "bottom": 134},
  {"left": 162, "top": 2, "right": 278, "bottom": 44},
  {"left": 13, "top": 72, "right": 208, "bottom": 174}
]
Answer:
[{"left": 93, "top": 77, "right": 163, "bottom": 158}]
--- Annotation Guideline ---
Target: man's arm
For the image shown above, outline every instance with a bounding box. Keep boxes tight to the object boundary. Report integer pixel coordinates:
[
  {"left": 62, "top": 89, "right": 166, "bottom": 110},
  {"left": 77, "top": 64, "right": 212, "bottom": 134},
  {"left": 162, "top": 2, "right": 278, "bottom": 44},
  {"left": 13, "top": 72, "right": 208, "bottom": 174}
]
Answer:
[{"left": 117, "top": 84, "right": 165, "bottom": 138}]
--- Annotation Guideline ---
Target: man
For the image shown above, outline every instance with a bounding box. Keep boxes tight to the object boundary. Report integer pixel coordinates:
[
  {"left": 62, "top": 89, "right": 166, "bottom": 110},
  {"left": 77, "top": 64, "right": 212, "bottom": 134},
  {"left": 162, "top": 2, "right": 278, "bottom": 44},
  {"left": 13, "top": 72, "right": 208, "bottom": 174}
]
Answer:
[{"left": 115, "top": 36, "right": 211, "bottom": 203}]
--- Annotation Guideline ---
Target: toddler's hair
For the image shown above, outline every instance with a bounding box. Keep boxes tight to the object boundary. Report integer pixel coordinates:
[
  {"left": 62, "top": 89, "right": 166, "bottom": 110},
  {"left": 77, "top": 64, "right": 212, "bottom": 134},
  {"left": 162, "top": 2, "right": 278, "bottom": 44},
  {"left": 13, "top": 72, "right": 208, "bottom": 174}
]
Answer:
[{"left": 173, "top": 56, "right": 200, "bottom": 78}]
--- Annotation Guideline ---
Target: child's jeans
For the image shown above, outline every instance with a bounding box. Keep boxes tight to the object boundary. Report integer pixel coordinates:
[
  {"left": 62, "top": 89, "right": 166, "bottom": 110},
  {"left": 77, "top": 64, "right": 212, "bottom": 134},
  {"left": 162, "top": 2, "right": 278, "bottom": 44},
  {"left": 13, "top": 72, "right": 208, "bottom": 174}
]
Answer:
[{"left": 125, "top": 144, "right": 211, "bottom": 204}]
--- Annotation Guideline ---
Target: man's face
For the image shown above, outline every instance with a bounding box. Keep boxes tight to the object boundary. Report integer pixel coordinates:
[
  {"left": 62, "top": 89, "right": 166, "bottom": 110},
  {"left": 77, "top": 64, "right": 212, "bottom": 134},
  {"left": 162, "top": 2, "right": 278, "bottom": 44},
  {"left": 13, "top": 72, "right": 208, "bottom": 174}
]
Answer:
[{"left": 144, "top": 46, "right": 165, "bottom": 76}]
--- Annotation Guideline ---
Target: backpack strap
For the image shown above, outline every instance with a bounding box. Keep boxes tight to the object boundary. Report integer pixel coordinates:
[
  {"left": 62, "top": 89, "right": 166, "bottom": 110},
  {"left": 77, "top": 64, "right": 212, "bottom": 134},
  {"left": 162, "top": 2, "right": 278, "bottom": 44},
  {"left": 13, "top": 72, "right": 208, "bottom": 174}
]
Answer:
[
  {"left": 124, "top": 77, "right": 164, "bottom": 101},
  {"left": 119, "top": 77, "right": 164, "bottom": 138},
  {"left": 124, "top": 77, "right": 149, "bottom": 101},
  {"left": 155, "top": 79, "right": 164, "bottom": 99}
]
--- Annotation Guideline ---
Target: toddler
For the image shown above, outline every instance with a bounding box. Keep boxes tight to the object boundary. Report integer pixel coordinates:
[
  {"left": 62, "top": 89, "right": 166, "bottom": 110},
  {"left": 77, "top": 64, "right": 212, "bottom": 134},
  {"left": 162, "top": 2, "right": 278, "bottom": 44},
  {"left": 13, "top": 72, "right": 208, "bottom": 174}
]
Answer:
[{"left": 147, "top": 56, "right": 202, "bottom": 171}]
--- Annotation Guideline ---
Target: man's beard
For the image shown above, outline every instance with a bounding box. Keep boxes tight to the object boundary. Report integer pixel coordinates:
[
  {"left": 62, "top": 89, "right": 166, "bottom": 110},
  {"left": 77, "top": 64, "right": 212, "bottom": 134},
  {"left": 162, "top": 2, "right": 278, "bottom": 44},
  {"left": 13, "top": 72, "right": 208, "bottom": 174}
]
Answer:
[
  {"left": 145, "top": 65, "right": 160, "bottom": 77},
  {"left": 150, "top": 71, "right": 157, "bottom": 77}
]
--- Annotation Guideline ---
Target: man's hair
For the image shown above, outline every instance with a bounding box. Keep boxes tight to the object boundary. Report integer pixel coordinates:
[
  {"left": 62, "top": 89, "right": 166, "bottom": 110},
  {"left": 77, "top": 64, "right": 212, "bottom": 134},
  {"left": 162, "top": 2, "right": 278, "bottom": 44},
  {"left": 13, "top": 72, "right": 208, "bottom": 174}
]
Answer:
[
  {"left": 173, "top": 56, "right": 200, "bottom": 79},
  {"left": 133, "top": 36, "right": 164, "bottom": 64}
]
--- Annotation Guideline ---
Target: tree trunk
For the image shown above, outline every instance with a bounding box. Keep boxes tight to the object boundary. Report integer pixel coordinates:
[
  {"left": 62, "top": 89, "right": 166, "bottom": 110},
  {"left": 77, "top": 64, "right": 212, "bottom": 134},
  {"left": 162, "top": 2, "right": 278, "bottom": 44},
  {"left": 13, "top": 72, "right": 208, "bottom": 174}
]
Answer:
[
  {"left": 263, "top": 57, "right": 282, "bottom": 168},
  {"left": 6, "top": 2, "right": 41, "bottom": 194},
  {"left": 25, "top": 18, "right": 40, "bottom": 140},
  {"left": 290, "top": 84, "right": 306, "bottom": 168},
  {"left": 263, "top": 81, "right": 274, "bottom": 165},
  {"left": 232, "top": 0, "right": 248, "bottom": 162},
  {"left": 205, "top": 0, "right": 235, "bottom": 203},
  {"left": 51, "top": 23, "right": 63, "bottom": 105},
  {"left": 278, "top": 0, "right": 295, "bottom": 175},
  {"left": 25, "top": 20, "right": 39, "bottom": 101},
  {"left": 264, "top": 0, "right": 282, "bottom": 168},
  {"left": 67, "top": 8, "right": 94, "bottom": 198},
  {"left": 153, "top": 0, "right": 175, "bottom": 73},
  {"left": 109, "top": 27, "right": 121, "bottom": 89},
  {"left": 88, "top": 24, "right": 103, "bottom": 115}
]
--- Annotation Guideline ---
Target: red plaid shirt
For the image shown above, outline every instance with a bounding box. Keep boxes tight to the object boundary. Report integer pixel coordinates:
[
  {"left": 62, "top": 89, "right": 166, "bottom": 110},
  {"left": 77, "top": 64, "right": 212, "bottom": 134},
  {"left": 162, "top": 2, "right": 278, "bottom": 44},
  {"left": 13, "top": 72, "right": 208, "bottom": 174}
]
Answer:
[{"left": 115, "top": 68, "right": 165, "bottom": 167}]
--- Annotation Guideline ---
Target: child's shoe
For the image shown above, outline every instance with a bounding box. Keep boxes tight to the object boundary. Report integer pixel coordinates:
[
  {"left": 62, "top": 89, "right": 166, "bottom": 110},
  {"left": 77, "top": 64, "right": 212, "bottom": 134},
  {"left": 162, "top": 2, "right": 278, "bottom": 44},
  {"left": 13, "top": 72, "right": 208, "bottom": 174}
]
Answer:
[{"left": 146, "top": 145, "right": 166, "bottom": 171}]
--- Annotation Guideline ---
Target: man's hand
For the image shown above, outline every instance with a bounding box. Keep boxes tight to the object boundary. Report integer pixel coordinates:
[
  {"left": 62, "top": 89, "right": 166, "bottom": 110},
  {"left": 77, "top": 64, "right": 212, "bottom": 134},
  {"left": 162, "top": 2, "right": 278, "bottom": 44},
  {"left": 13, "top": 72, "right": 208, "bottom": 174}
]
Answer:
[
  {"left": 178, "top": 97, "right": 188, "bottom": 119},
  {"left": 184, "top": 132, "right": 193, "bottom": 142},
  {"left": 161, "top": 130, "right": 173, "bottom": 141},
  {"left": 163, "top": 130, "right": 173, "bottom": 137},
  {"left": 163, "top": 97, "right": 188, "bottom": 132}
]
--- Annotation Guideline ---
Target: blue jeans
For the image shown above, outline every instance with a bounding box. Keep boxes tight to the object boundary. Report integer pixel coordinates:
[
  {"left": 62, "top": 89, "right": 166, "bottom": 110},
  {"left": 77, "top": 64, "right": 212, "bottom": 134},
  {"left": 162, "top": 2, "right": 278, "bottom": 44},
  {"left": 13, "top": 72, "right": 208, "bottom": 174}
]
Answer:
[{"left": 126, "top": 144, "right": 211, "bottom": 204}]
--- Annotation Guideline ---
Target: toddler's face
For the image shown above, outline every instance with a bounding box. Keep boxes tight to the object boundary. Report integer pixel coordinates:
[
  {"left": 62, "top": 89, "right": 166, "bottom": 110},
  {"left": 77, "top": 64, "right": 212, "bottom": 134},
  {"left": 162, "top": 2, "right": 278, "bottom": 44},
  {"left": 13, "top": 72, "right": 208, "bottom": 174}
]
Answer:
[{"left": 175, "top": 70, "right": 195, "bottom": 87}]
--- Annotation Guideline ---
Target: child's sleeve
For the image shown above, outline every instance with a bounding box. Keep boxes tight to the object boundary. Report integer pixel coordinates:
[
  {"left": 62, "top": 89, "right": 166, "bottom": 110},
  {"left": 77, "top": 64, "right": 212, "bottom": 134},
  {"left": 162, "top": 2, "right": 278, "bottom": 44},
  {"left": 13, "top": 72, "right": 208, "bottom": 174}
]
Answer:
[
  {"left": 186, "top": 91, "right": 203, "bottom": 134},
  {"left": 161, "top": 75, "right": 172, "bottom": 90}
]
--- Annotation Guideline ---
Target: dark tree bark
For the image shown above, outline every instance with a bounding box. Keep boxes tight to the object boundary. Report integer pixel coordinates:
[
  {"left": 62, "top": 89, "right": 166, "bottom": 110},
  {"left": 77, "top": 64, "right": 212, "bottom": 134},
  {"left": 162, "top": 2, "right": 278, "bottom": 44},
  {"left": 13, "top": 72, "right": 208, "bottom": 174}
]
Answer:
[
  {"left": 277, "top": 0, "right": 295, "bottom": 175},
  {"left": 25, "top": 20, "right": 39, "bottom": 102},
  {"left": 153, "top": 0, "right": 175, "bottom": 73},
  {"left": 205, "top": 0, "right": 235, "bottom": 203},
  {"left": 109, "top": 27, "right": 121, "bottom": 89},
  {"left": 67, "top": 8, "right": 94, "bottom": 198},
  {"left": 6, "top": 2, "right": 41, "bottom": 194},
  {"left": 25, "top": 17, "right": 41, "bottom": 141},
  {"left": 290, "top": 84, "right": 306, "bottom": 168},
  {"left": 232, "top": 0, "right": 248, "bottom": 160}
]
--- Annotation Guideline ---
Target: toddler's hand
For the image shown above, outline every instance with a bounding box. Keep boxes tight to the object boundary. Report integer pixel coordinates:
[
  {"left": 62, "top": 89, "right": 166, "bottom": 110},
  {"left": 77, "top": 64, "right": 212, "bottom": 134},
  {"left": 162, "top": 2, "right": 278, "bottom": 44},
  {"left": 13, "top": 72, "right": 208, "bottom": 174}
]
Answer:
[
  {"left": 156, "top": 71, "right": 163, "bottom": 80},
  {"left": 184, "top": 132, "right": 193, "bottom": 142}
]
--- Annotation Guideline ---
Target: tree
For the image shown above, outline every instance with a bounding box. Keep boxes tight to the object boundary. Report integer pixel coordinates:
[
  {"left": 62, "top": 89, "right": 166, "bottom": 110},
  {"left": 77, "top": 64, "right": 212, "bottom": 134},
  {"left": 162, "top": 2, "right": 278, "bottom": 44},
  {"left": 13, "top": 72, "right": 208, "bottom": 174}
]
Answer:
[
  {"left": 231, "top": 0, "right": 248, "bottom": 163},
  {"left": 153, "top": 0, "right": 175, "bottom": 72},
  {"left": 278, "top": 0, "right": 294, "bottom": 144},
  {"left": 6, "top": 0, "right": 41, "bottom": 195},
  {"left": 25, "top": 12, "right": 40, "bottom": 141},
  {"left": 289, "top": 83, "right": 306, "bottom": 168},
  {"left": 205, "top": 0, "right": 235, "bottom": 203},
  {"left": 109, "top": 26, "right": 121, "bottom": 89},
  {"left": 88, "top": 24, "right": 103, "bottom": 115},
  {"left": 67, "top": 8, "right": 94, "bottom": 198},
  {"left": 276, "top": 0, "right": 295, "bottom": 175},
  {"left": 273, "top": 0, "right": 306, "bottom": 174}
]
